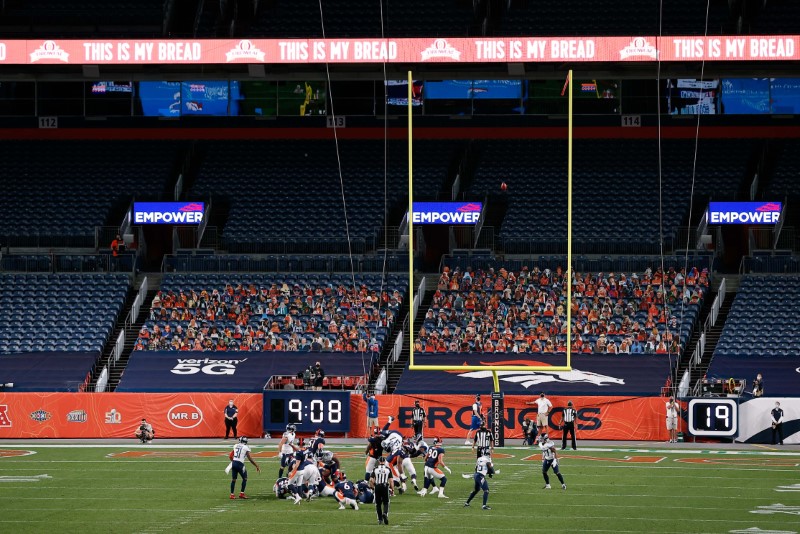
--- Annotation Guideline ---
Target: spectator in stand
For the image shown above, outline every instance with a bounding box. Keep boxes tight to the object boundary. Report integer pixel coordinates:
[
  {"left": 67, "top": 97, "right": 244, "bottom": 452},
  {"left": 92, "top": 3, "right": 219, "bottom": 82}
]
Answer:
[
  {"left": 313, "top": 361, "right": 325, "bottom": 390},
  {"left": 753, "top": 373, "right": 764, "bottom": 397},
  {"left": 110, "top": 234, "right": 123, "bottom": 271}
]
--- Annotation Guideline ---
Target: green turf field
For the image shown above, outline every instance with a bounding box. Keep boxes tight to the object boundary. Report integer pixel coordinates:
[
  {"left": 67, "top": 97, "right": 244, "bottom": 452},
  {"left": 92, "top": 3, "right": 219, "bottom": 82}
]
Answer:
[{"left": 1, "top": 443, "right": 798, "bottom": 533}]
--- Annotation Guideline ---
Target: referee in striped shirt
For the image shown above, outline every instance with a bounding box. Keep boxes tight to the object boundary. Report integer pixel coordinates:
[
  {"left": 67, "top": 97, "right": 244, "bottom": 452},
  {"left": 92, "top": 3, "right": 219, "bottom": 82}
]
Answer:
[
  {"left": 473, "top": 422, "right": 493, "bottom": 458},
  {"left": 561, "top": 400, "right": 577, "bottom": 450},
  {"left": 412, "top": 400, "right": 426, "bottom": 440},
  {"left": 371, "top": 457, "right": 392, "bottom": 525}
]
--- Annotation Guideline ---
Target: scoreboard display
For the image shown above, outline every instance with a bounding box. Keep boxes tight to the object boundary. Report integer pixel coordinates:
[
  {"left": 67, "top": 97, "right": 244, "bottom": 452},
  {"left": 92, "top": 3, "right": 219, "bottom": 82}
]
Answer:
[
  {"left": 687, "top": 398, "right": 739, "bottom": 437},
  {"left": 263, "top": 391, "right": 351, "bottom": 434}
]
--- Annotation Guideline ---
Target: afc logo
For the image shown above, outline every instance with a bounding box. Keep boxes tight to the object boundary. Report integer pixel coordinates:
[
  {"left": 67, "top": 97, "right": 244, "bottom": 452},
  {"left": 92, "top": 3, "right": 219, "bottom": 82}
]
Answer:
[{"left": 0, "top": 405, "right": 12, "bottom": 427}]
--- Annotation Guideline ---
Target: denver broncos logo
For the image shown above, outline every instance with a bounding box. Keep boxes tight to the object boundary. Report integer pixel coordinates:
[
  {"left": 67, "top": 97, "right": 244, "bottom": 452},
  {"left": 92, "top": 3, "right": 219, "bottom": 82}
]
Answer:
[{"left": 445, "top": 359, "right": 625, "bottom": 389}]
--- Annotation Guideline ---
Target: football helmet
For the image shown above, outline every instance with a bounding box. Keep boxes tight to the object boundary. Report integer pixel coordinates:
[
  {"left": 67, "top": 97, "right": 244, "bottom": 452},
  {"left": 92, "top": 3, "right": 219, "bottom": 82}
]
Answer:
[
  {"left": 538, "top": 433, "right": 549, "bottom": 444},
  {"left": 239, "top": 436, "right": 248, "bottom": 444},
  {"left": 433, "top": 437, "right": 443, "bottom": 447},
  {"left": 286, "top": 424, "right": 296, "bottom": 432}
]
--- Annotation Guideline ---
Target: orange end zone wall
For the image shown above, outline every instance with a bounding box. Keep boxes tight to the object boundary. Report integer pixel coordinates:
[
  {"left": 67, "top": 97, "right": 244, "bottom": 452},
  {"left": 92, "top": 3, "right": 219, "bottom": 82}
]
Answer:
[
  {"left": 0, "top": 393, "right": 678, "bottom": 441},
  {"left": 350, "top": 394, "right": 678, "bottom": 441},
  {"left": 0, "top": 393, "right": 263, "bottom": 439}
]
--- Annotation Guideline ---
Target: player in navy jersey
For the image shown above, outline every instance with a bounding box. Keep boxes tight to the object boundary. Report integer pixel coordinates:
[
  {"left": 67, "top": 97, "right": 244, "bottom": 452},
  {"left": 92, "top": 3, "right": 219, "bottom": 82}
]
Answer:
[
  {"left": 538, "top": 433, "right": 566, "bottom": 490},
  {"left": 333, "top": 473, "right": 360, "bottom": 510},
  {"left": 273, "top": 477, "right": 290, "bottom": 499},
  {"left": 464, "top": 453, "right": 494, "bottom": 510},
  {"left": 306, "top": 429, "right": 326, "bottom": 458},
  {"left": 356, "top": 479, "right": 375, "bottom": 504},
  {"left": 418, "top": 437, "right": 451, "bottom": 498},
  {"left": 364, "top": 426, "right": 385, "bottom": 480}
]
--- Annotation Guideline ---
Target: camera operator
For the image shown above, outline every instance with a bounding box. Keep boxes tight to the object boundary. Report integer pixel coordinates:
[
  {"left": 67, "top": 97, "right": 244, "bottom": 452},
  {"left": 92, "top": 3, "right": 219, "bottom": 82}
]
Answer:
[{"left": 135, "top": 418, "right": 154, "bottom": 443}]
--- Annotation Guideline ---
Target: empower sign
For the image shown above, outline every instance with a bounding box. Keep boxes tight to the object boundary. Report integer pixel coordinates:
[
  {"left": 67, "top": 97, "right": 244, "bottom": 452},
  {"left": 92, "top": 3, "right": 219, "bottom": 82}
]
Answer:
[
  {"left": 708, "top": 201, "right": 781, "bottom": 224},
  {"left": 133, "top": 202, "right": 204, "bottom": 224},
  {"left": 412, "top": 202, "right": 482, "bottom": 225}
]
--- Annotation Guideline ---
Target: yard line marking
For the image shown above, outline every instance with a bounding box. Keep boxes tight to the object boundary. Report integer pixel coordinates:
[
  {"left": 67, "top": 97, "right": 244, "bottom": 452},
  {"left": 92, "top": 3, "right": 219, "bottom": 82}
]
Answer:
[{"left": 0, "top": 474, "right": 51, "bottom": 483}]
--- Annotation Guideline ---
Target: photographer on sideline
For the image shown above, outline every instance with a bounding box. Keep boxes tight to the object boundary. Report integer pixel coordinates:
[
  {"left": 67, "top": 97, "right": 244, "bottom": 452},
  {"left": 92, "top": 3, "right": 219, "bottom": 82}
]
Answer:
[{"left": 135, "top": 418, "right": 154, "bottom": 443}]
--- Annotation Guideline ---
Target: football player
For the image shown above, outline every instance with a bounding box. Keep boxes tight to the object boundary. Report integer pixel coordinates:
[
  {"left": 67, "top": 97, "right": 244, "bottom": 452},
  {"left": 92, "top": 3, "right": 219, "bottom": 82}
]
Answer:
[
  {"left": 464, "top": 453, "right": 494, "bottom": 510},
  {"left": 287, "top": 450, "right": 321, "bottom": 503},
  {"left": 401, "top": 438, "right": 427, "bottom": 491},
  {"left": 273, "top": 476, "right": 291, "bottom": 499},
  {"left": 229, "top": 437, "right": 260, "bottom": 500},
  {"left": 356, "top": 479, "right": 375, "bottom": 505},
  {"left": 317, "top": 450, "right": 340, "bottom": 497},
  {"left": 380, "top": 417, "right": 407, "bottom": 491},
  {"left": 333, "top": 472, "right": 360, "bottom": 510},
  {"left": 538, "top": 433, "right": 566, "bottom": 490},
  {"left": 306, "top": 429, "right": 326, "bottom": 459},
  {"left": 418, "top": 437, "right": 450, "bottom": 498},
  {"left": 277, "top": 424, "right": 298, "bottom": 478},
  {"left": 364, "top": 426, "right": 384, "bottom": 480}
]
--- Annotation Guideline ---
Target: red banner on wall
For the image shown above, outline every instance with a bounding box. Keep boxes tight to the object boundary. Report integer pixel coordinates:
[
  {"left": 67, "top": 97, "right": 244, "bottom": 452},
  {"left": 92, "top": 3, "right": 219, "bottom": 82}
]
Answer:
[
  {"left": 0, "top": 393, "right": 262, "bottom": 439},
  {"left": 350, "top": 394, "right": 680, "bottom": 441},
  {"left": 0, "top": 36, "right": 796, "bottom": 65}
]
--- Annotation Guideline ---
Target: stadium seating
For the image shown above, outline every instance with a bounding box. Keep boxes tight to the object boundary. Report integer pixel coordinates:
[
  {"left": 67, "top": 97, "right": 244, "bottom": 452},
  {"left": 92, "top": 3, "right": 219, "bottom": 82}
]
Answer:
[
  {"left": 162, "top": 252, "right": 409, "bottom": 273},
  {"left": 0, "top": 273, "right": 130, "bottom": 354},
  {"left": 0, "top": 141, "right": 179, "bottom": 247},
  {"left": 500, "top": 0, "right": 733, "bottom": 36},
  {"left": 467, "top": 139, "right": 755, "bottom": 253},
  {"left": 419, "top": 264, "right": 709, "bottom": 355},
  {"left": 137, "top": 272, "right": 407, "bottom": 352},
  {"left": 752, "top": 0, "right": 800, "bottom": 34},
  {"left": 236, "top": 0, "right": 474, "bottom": 38},
  {"left": 190, "top": 140, "right": 461, "bottom": 253},
  {"left": 0, "top": 0, "right": 163, "bottom": 37},
  {"left": 707, "top": 274, "right": 800, "bottom": 395},
  {"left": 713, "top": 274, "right": 800, "bottom": 358}
]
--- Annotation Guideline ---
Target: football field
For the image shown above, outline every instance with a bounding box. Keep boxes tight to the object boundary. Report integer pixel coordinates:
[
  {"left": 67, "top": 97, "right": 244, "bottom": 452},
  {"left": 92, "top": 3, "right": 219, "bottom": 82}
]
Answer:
[{"left": 0, "top": 441, "right": 798, "bottom": 533}]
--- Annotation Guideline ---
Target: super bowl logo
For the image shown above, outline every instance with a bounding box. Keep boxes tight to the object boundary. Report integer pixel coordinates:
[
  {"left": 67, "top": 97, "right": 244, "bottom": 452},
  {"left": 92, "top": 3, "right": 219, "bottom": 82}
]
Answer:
[
  {"left": 104, "top": 408, "right": 122, "bottom": 424},
  {"left": 66, "top": 410, "right": 88, "bottom": 423},
  {"left": 619, "top": 37, "right": 658, "bottom": 60},
  {"left": 29, "top": 40, "right": 70, "bottom": 63},
  {"left": 225, "top": 39, "right": 266, "bottom": 62},
  {"left": 30, "top": 409, "right": 51, "bottom": 423},
  {"left": 421, "top": 39, "right": 461, "bottom": 61}
]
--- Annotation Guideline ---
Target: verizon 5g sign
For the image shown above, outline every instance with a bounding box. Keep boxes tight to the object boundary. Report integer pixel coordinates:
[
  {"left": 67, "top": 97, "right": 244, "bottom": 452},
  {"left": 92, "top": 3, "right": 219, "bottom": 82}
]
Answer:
[
  {"left": 708, "top": 201, "right": 782, "bottom": 224},
  {"left": 171, "top": 358, "right": 247, "bottom": 375}
]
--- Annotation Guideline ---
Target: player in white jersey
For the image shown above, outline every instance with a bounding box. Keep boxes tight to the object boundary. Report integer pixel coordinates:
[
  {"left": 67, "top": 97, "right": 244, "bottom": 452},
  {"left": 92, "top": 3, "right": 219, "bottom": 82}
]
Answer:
[
  {"left": 278, "top": 424, "right": 298, "bottom": 478},
  {"left": 538, "top": 433, "right": 566, "bottom": 490},
  {"left": 229, "top": 437, "right": 260, "bottom": 499},
  {"left": 381, "top": 418, "right": 407, "bottom": 489},
  {"left": 464, "top": 453, "right": 494, "bottom": 510}
]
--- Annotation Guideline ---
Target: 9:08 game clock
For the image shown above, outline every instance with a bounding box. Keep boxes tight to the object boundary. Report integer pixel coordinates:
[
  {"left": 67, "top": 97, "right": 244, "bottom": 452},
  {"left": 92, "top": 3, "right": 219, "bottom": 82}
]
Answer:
[{"left": 263, "top": 391, "right": 351, "bottom": 433}]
